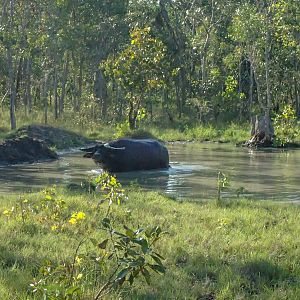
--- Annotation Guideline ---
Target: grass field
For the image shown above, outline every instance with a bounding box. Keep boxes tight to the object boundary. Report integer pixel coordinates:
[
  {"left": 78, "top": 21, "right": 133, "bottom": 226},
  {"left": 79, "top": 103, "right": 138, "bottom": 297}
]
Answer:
[{"left": 1, "top": 186, "right": 300, "bottom": 299}]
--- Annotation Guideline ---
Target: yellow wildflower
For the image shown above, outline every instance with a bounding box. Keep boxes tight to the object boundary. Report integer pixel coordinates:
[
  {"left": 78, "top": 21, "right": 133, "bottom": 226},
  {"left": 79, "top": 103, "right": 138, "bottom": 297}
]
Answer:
[
  {"left": 75, "top": 256, "right": 82, "bottom": 265},
  {"left": 3, "top": 210, "right": 11, "bottom": 216},
  {"left": 76, "top": 212, "right": 86, "bottom": 220},
  {"left": 69, "top": 218, "right": 77, "bottom": 225}
]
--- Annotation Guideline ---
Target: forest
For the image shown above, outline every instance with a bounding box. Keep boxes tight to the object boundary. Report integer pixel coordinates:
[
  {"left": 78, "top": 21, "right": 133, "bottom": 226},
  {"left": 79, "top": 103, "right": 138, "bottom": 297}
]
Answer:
[
  {"left": 0, "top": 1, "right": 300, "bottom": 299},
  {"left": 0, "top": 0, "right": 299, "bottom": 134}
]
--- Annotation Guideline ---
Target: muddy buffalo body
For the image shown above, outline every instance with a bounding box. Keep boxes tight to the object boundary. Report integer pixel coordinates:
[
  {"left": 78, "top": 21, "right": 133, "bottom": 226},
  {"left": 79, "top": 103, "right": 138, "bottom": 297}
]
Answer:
[{"left": 81, "top": 139, "right": 169, "bottom": 172}]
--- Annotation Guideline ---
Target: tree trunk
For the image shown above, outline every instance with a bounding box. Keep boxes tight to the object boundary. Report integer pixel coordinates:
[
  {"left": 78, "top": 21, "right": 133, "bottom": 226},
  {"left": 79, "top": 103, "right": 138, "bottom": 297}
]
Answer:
[
  {"left": 43, "top": 74, "right": 48, "bottom": 125},
  {"left": 264, "top": 29, "right": 272, "bottom": 141},
  {"left": 24, "top": 58, "right": 32, "bottom": 114},
  {"left": 59, "top": 53, "right": 69, "bottom": 116},
  {"left": 249, "top": 63, "right": 254, "bottom": 121},
  {"left": 6, "top": 0, "right": 16, "bottom": 130},
  {"left": 175, "top": 80, "right": 182, "bottom": 118},
  {"left": 94, "top": 69, "right": 108, "bottom": 119},
  {"left": 295, "top": 78, "right": 299, "bottom": 117},
  {"left": 78, "top": 57, "right": 84, "bottom": 101},
  {"left": 15, "top": 57, "right": 23, "bottom": 109},
  {"left": 53, "top": 66, "right": 58, "bottom": 119},
  {"left": 162, "top": 88, "right": 174, "bottom": 123},
  {"left": 245, "top": 115, "right": 274, "bottom": 148},
  {"left": 7, "top": 45, "right": 16, "bottom": 130},
  {"left": 128, "top": 101, "right": 139, "bottom": 130}
]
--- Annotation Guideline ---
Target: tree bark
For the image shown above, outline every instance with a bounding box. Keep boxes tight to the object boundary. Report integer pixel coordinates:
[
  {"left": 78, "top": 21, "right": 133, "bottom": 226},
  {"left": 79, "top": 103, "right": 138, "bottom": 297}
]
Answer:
[
  {"left": 53, "top": 66, "right": 58, "bottom": 120},
  {"left": 7, "top": 0, "right": 16, "bottom": 130},
  {"left": 249, "top": 63, "right": 254, "bottom": 120},
  {"left": 7, "top": 45, "right": 16, "bottom": 130},
  {"left": 43, "top": 74, "right": 48, "bottom": 125},
  {"left": 94, "top": 69, "right": 108, "bottom": 119},
  {"left": 59, "top": 53, "right": 69, "bottom": 116},
  {"left": 264, "top": 29, "right": 272, "bottom": 141},
  {"left": 245, "top": 115, "right": 274, "bottom": 147},
  {"left": 24, "top": 58, "right": 32, "bottom": 114},
  {"left": 15, "top": 57, "right": 23, "bottom": 109}
]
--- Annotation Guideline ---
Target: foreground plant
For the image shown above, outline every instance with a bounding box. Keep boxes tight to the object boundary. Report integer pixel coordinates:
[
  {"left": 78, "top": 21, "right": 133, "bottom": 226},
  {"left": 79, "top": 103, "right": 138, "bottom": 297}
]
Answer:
[
  {"left": 217, "top": 172, "right": 230, "bottom": 204},
  {"left": 2, "top": 174, "right": 166, "bottom": 299}
]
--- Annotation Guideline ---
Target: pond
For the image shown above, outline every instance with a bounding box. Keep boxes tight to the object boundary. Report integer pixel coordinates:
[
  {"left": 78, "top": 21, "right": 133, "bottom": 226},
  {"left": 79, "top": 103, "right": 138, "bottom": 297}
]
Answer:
[{"left": 0, "top": 143, "right": 300, "bottom": 202}]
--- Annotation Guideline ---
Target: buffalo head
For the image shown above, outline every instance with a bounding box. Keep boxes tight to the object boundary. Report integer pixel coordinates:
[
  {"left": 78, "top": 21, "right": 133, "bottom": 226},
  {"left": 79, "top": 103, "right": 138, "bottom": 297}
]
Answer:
[{"left": 81, "top": 143, "right": 125, "bottom": 162}]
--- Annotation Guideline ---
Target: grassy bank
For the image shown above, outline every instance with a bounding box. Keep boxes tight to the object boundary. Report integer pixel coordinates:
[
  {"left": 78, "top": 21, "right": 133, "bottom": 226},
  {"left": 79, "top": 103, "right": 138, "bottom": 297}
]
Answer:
[
  {"left": 1, "top": 187, "right": 300, "bottom": 299},
  {"left": 0, "top": 110, "right": 251, "bottom": 145}
]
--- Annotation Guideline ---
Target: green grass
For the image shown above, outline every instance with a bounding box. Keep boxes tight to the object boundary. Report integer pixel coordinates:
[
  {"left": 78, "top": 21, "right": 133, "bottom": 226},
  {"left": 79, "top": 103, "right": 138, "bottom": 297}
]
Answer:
[
  {"left": 0, "top": 109, "right": 251, "bottom": 146},
  {"left": 2, "top": 109, "right": 300, "bottom": 147},
  {"left": 1, "top": 188, "right": 300, "bottom": 299},
  {"left": 0, "top": 110, "right": 115, "bottom": 143}
]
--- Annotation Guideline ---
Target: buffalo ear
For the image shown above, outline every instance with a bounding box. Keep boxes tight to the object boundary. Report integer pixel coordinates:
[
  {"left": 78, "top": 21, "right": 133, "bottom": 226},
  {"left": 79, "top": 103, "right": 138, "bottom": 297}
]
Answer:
[{"left": 83, "top": 152, "right": 94, "bottom": 158}]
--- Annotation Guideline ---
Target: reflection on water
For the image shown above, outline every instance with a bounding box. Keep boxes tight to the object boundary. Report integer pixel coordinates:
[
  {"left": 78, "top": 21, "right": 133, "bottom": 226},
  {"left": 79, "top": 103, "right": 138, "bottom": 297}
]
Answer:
[{"left": 0, "top": 143, "right": 300, "bottom": 201}]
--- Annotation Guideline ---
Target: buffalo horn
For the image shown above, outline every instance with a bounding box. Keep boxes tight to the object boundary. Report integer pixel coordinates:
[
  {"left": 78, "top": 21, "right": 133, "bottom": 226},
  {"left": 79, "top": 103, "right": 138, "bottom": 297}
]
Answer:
[
  {"left": 104, "top": 143, "right": 125, "bottom": 150},
  {"left": 80, "top": 145, "right": 96, "bottom": 152}
]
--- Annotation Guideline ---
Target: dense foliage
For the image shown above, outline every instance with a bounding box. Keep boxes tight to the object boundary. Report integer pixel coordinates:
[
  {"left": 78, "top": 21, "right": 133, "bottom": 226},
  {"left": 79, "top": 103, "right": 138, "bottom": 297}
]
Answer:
[{"left": 0, "top": 0, "right": 299, "bottom": 131}]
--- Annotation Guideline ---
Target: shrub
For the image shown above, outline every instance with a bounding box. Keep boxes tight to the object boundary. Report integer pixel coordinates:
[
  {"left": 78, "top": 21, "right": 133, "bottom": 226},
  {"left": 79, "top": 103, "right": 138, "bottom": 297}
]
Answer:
[{"left": 273, "top": 105, "right": 299, "bottom": 146}]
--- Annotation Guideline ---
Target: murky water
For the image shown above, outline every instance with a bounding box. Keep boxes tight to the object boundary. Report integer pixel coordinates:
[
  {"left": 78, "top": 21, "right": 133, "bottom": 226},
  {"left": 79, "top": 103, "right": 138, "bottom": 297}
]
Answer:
[{"left": 0, "top": 143, "right": 300, "bottom": 201}]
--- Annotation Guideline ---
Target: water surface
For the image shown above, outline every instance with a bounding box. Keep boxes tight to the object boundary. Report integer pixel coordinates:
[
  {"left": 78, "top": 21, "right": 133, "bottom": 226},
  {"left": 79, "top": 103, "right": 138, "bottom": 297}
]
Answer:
[{"left": 0, "top": 143, "right": 299, "bottom": 201}]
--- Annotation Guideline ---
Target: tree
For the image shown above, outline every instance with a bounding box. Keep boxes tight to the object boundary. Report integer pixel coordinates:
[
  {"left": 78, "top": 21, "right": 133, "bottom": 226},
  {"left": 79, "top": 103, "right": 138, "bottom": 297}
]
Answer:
[{"left": 103, "top": 27, "right": 168, "bottom": 129}]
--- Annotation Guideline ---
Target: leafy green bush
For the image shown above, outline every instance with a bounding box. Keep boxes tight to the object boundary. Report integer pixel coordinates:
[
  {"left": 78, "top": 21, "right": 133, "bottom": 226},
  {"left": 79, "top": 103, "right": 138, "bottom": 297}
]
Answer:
[{"left": 273, "top": 105, "right": 299, "bottom": 146}]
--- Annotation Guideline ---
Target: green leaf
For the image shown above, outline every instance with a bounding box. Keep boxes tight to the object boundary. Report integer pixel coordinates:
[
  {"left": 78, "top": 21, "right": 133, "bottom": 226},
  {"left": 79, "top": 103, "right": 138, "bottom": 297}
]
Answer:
[
  {"left": 151, "top": 254, "right": 163, "bottom": 266},
  {"left": 98, "top": 239, "right": 109, "bottom": 249},
  {"left": 149, "top": 264, "right": 166, "bottom": 274},
  {"left": 128, "top": 273, "right": 135, "bottom": 285},
  {"left": 141, "top": 267, "right": 151, "bottom": 284},
  {"left": 152, "top": 252, "right": 165, "bottom": 260},
  {"left": 124, "top": 225, "right": 135, "bottom": 238},
  {"left": 101, "top": 218, "right": 110, "bottom": 228},
  {"left": 116, "top": 268, "right": 130, "bottom": 280},
  {"left": 133, "top": 238, "right": 149, "bottom": 254},
  {"left": 65, "top": 285, "right": 80, "bottom": 295}
]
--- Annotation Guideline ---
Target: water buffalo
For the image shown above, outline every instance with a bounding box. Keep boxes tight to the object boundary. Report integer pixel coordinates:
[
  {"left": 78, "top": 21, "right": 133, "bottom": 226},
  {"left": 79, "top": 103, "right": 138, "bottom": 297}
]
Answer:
[{"left": 81, "top": 139, "right": 169, "bottom": 172}]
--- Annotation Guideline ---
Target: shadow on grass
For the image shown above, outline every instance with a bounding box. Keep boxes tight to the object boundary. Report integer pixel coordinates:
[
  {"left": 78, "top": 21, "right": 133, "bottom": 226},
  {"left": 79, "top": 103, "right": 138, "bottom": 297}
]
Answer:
[
  {"left": 239, "top": 260, "right": 296, "bottom": 295},
  {"left": 129, "top": 253, "right": 297, "bottom": 300}
]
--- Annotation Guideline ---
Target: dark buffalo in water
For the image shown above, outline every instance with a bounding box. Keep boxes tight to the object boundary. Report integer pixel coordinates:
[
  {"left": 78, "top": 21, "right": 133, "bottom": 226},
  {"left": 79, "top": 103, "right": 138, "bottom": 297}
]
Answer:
[{"left": 81, "top": 139, "right": 169, "bottom": 172}]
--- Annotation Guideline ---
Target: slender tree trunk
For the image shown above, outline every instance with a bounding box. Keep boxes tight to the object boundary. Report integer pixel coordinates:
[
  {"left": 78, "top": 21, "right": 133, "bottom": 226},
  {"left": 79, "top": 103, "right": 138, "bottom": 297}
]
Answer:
[
  {"left": 59, "top": 53, "right": 69, "bottom": 116},
  {"left": 162, "top": 88, "right": 173, "bottom": 123},
  {"left": 53, "top": 67, "right": 58, "bottom": 120},
  {"left": 115, "top": 83, "right": 123, "bottom": 121},
  {"left": 78, "top": 56, "right": 84, "bottom": 109},
  {"left": 264, "top": 30, "right": 272, "bottom": 140},
  {"left": 238, "top": 56, "right": 243, "bottom": 121},
  {"left": 295, "top": 77, "right": 299, "bottom": 117},
  {"left": 43, "top": 74, "right": 48, "bottom": 125},
  {"left": 7, "top": 45, "right": 16, "bottom": 130},
  {"left": 24, "top": 58, "right": 32, "bottom": 114},
  {"left": 249, "top": 63, "right": 254, "bottom": 120},
  {"left": 6, "top": 0, "right": 16, "bottom": 130},
  {"left": 15, "top": 57, "right": 23, "bottom": 109},
  {"left": 175, "top": 82, "right": 181, "bottom": 118},
  {"left": 94, "top": 69, "right": 108, "bottom": 119}
]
